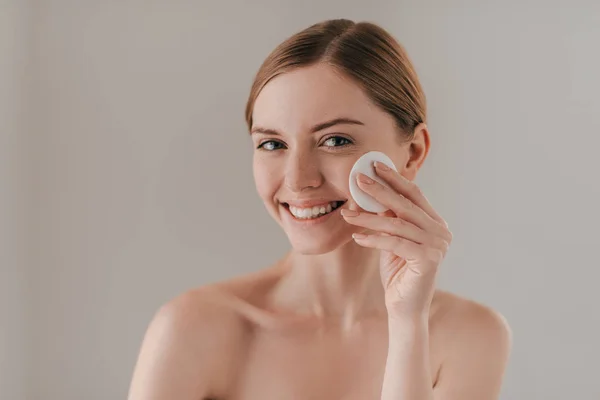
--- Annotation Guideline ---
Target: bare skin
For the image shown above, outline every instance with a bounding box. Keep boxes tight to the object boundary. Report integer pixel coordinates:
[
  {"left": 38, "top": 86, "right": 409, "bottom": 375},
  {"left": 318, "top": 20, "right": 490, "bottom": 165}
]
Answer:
[
  {"left": 128, "top": 268, "right": 510, "bottom": 399},
  {"left": 127, "top": 63, "right": 511, "bottom": 399}
]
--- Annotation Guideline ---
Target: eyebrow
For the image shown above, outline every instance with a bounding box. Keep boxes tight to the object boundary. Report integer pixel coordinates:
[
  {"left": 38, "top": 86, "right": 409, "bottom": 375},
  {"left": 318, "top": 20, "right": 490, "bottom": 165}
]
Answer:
[{"left": 250, "top": 117, "right": 365, "bottom": 136}]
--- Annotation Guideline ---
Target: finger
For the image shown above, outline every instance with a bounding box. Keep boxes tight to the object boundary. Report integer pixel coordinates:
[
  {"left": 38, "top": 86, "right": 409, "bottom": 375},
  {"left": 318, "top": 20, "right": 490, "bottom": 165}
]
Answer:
[
  {"left": 356, "top": 172, "right": 442, "bottom": 235},
  {"left": 344, "top": 201, "right": 378, "bottom": 236},
  {"left": 348, "top": 199, "right": 362, "bottom": 213},
  {"left": 352, "top": 233, "right": 444, "bottom": 267},
  {"left": 373, "top": 161, "right": 449, "bottom": 229},
  {"left": 377, "top": 209, "right": 395, "bottom": 218},
  {"left": 341, "top": 209, "right": 431, "bottom": 245}
]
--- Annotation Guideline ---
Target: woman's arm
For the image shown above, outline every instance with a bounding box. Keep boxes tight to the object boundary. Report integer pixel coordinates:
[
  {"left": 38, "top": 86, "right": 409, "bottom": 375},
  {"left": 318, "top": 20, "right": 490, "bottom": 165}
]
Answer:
[
  {"left": 381, "top": 316, "right": 434, "bottom": 400},
  {"left": 342, "top": 162, "right": 511, "bottom": 399},
  {"left": 381, "top": 304, "right": 512, "bottom": 400}
]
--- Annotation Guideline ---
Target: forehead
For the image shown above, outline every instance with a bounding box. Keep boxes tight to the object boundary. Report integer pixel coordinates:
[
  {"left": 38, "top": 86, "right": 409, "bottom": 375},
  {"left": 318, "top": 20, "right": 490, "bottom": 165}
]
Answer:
[{"left": 252, "top": 63, "right": 380, "bottom": 132}]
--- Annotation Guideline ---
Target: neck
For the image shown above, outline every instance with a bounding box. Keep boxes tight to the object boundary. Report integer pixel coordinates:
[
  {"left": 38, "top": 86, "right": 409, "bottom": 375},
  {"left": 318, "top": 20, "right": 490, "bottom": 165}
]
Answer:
[{"left": 270, "top": 240, "right": 388, "bottom": 329}]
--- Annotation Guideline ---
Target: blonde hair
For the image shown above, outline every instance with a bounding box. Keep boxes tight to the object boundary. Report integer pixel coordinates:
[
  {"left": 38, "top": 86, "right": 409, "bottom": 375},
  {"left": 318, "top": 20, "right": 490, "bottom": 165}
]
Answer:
[{"left": 244, "top": 18, "right": 427, "bottom": 142}]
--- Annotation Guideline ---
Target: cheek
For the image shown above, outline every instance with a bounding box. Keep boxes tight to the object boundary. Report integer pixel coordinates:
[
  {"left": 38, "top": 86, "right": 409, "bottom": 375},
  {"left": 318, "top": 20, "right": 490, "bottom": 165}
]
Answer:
[
  {"left": 322, "top": 157, "right": 355, "bottom": 193},
  {"left": 253, "top": 155, "right": 279, "bottom": 201}
]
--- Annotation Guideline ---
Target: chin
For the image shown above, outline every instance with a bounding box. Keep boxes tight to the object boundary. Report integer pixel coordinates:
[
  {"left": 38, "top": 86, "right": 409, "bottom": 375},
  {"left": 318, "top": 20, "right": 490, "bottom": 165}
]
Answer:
[
  {"left": 269, "top": 199, "right": 356, "bottom": 254},
  {"left": 287, "top": 232, "right": 351, "bottom": 255}
]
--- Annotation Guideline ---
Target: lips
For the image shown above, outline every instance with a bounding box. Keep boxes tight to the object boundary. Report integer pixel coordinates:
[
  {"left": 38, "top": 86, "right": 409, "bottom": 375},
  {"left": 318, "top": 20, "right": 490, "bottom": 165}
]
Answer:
[{"left": 281, "top": 200, "right": 347, "bottom": 220}]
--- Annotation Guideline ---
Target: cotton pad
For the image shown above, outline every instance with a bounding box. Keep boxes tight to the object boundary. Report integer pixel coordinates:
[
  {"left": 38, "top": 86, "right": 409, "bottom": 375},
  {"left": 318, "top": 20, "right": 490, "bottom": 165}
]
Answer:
[{"left": 349, "top": 151, "right": 398, "bottom": 213}]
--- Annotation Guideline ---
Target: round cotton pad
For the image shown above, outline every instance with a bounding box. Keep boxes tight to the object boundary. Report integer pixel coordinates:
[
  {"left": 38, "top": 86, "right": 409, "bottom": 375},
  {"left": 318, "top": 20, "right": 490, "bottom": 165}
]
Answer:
[{"left": 349, "top": 151, "right": 398, "bottom": 213}]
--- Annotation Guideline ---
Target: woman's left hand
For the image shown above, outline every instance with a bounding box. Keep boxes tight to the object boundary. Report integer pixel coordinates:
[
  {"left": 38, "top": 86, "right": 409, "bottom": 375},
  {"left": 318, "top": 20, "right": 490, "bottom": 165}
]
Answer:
[{"left": 341, "top": 161, "right": 453, "bottom": 320}]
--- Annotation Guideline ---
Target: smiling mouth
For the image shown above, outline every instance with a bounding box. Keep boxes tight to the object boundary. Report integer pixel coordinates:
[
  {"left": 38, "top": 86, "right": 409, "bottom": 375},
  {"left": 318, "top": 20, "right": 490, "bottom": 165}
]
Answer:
[{"left": 281, "top": 200, "right": 347, "bottom": 220}]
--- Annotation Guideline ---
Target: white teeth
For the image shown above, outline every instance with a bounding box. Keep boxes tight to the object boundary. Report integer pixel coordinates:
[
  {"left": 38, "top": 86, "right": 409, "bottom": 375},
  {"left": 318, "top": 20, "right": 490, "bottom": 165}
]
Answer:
[{"left": 288, "top": 201, "right": 343, "bottom": 220}]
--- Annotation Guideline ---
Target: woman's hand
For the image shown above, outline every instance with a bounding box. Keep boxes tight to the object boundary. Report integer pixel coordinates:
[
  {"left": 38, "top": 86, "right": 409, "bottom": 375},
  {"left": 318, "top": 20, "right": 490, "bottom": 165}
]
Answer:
[{"left": 341, "top": 161, "right": 453, "bottom": 320}]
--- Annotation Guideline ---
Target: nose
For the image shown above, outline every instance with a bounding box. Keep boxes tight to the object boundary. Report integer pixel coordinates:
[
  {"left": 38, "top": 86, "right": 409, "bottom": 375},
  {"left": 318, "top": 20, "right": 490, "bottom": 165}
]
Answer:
[{"left": 284, "top": 149, "right": 323, "bottom": 193}]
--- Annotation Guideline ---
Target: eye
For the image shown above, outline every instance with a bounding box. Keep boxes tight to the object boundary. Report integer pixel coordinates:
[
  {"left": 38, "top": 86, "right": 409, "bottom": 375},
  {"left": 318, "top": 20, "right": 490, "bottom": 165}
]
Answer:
[
  {"left": 322, "top": 135, "right": 353, "bottom": 148},
  {"left": 257, "top": 140, "right": 286, "bottom": 151}
]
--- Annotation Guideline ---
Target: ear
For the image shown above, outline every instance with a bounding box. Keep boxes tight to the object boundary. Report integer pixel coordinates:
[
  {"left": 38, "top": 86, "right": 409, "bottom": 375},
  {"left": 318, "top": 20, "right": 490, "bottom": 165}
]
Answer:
[{"left": 403, "top": 122, "right": 431, "bottom": 180}]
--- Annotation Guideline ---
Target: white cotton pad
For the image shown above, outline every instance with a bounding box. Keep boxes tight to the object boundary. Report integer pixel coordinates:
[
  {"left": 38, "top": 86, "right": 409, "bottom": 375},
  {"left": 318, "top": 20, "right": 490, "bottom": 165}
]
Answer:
[{"left": 348, "top": 151, "right": 398, "bottom": 213}]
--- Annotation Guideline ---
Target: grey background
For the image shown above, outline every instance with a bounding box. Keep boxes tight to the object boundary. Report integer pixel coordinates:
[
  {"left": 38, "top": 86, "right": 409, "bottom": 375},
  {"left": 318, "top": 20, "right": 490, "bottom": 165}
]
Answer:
[{"left": 1, "top": 0, "right": 599, "bottom": 399}]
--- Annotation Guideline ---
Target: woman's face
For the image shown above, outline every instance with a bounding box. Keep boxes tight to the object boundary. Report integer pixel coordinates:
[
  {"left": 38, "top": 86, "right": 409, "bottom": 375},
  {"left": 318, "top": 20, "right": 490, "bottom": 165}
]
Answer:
[{"left": 251, "top": 63, "right": 411, "bottom": 254}]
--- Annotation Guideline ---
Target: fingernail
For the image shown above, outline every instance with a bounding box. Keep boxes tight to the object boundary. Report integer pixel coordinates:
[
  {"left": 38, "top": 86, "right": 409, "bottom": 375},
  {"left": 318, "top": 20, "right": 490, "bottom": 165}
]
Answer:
[
  {"left": 352, "top": 233, "right": 367, "bottom": 240},
  {"left": 357, "top": 173, "right": 375, "bottom": 184},
  {"left": 374, "top": 161, "right": 390, "bottom": 171},
  {"left": 341, "top": 209, "right": 359, "bottom": 217}
]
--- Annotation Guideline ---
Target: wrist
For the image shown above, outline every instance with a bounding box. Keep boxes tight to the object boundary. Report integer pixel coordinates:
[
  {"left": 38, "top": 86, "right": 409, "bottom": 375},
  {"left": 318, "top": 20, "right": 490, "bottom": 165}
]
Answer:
[
  {"left": 388, "top": 313, "right": 428, "bottom": 330},
  {"left": 387, "top": 315, "right": 429, "bottom": 348}
]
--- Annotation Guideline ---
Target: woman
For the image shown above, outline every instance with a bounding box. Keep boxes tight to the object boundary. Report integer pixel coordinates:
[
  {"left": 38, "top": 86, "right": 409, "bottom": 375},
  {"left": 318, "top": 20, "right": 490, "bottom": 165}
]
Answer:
[{"left": 128, "top": 19, "right": 512, "bottom": 400}]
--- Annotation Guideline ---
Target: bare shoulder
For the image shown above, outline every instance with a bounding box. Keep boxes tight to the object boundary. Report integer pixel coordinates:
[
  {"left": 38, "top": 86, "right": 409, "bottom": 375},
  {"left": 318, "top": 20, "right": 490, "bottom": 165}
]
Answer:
[
  {"left": 431, "top": 289, "right": 512, "bottom": 346},
  {"left": 429, "top": 289, "right": 513, "bottom": 398},
  {"left": 128, "top": 267, "right": 282, "bottom": 400},
  {"left": 429, "top": 289, "right": 512, "bottom": 365}
]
